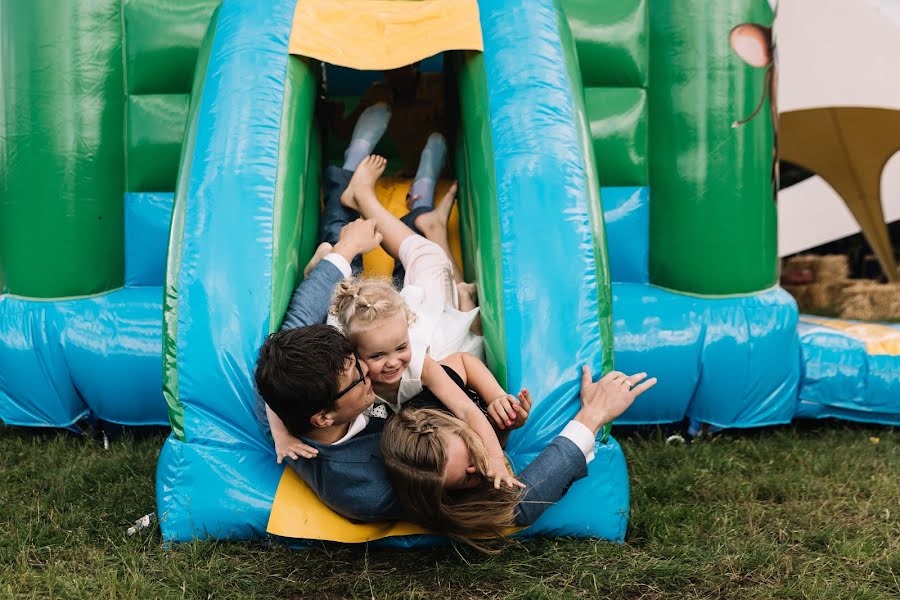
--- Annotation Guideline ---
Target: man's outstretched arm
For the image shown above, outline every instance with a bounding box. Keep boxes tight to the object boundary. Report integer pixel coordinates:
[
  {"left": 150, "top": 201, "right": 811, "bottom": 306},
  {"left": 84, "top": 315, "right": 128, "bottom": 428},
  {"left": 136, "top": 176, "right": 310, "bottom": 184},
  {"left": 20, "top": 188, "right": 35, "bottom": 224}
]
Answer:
[
  {"left": 280, "top": 220, "right": 382, "bottom": 331},
  {"left": 513, "top": 368, "right": 658, "bottom": 525}
]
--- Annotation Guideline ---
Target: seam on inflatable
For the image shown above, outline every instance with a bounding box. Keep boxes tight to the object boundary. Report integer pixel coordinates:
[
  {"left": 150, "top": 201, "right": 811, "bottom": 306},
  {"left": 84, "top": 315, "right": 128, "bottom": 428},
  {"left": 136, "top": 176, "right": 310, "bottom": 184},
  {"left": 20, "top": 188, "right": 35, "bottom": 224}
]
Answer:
[
  {"left": 552, "top": 0, "right": 615, "bottom": 376},
  {"left": 162, "top": 7, "right": 220, "bottom": 442},
  {"left": 1, "top": 287, "right": 125, "bottom": 302},
  {"left": 119, "top": 0, "right": 130, "bottom": 193}
]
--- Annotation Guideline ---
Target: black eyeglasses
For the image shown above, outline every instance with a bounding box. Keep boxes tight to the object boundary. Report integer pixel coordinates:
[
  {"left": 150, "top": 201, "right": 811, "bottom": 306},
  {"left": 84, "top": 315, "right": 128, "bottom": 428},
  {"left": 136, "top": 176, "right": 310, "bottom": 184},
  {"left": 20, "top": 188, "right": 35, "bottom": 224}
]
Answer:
[{"left": 334, "top": 356, "right": 366, "bottom": 401}]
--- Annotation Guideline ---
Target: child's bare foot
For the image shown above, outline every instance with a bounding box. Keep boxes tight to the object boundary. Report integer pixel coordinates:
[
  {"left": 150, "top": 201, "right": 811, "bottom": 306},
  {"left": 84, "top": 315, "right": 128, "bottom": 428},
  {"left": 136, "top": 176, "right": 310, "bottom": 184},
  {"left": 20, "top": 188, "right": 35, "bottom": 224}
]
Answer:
[
  {"left": 414, "top": 181, "right": 457, "bottom": 237},
  {"left": 303, "top": 242, "right": 333, "bottom": 278},
  {"left": 341, "top": 155, "right": 387, "bottom": 211}
]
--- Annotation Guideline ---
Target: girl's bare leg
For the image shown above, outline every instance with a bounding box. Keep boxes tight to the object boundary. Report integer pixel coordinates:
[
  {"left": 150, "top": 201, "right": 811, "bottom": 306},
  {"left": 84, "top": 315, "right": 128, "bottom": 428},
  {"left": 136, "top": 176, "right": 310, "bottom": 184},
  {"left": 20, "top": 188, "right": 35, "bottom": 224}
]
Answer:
[
  {"left": 413, "top": 182, "right": 464, "bottom": 284},
  {"left": 416, "top": 184, "right": 481, "bottom": 329},
  {"left": 341, "top": 155, "right": 415, "bottom": 260}
]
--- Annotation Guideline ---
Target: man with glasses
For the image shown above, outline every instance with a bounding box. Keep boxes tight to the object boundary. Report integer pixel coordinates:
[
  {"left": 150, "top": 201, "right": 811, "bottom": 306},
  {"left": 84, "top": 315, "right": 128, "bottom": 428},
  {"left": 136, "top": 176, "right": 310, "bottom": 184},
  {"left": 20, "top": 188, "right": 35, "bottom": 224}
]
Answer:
[{"left": 255, "top": 219, "right": 403, "bottom": 521}]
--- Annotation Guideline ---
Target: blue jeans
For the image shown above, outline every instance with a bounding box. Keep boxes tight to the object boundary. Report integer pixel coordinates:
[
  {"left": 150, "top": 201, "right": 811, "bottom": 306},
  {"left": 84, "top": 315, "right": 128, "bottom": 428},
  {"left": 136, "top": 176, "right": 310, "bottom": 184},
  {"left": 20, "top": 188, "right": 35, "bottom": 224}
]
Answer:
[{"left": 319, "top": 165, "right": 430, "bottom": 282}]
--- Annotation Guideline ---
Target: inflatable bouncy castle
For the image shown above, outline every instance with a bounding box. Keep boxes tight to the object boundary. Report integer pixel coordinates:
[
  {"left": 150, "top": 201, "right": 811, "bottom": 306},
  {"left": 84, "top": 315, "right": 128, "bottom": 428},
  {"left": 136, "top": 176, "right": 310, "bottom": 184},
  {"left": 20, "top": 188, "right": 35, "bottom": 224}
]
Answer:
[{"left": 2, "top": 0, "right": 898, "bottom": 546}]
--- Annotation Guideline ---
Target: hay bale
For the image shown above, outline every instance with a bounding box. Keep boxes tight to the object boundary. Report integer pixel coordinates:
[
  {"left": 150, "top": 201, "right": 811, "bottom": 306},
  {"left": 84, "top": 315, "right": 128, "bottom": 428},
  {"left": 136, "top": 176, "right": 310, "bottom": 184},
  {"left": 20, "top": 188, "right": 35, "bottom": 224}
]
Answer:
[
  {"left": 785, "top": 255, "right": 818, "bottom": 271},
  {"left": 783, "top": 284, "right": 812, "bottom": 310},
  {"left": 828, "top": 280, "right": 854, "bottom": 306},
  {"left": 783, "top": 254, "right": 849, "bottom": 284},
  {"left": 838, "top": 281, "right": 900, "bottom": 320},
  {"left": 815, "top": 254, "right": 850, "bottom": 283},
  {"left": 806, "top": 283, "right": 833, "bottom": 308},
  {"left": 868, "top": 283, "right": 900, "bottom": 319}
]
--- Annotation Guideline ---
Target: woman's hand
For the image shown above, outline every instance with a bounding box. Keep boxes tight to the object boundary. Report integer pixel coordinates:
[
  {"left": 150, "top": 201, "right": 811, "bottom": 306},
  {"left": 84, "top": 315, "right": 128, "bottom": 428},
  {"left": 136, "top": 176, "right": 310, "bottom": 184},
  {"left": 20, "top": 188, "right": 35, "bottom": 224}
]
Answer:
[
  {"left": 485, "top": 454, "right": 526, "bottom": 490},
  {"left": 273, "top": 432, "right": 319, "bottom": 464},
  {"left": 487, "top": 389, "right": 531, "bottom": 431}
]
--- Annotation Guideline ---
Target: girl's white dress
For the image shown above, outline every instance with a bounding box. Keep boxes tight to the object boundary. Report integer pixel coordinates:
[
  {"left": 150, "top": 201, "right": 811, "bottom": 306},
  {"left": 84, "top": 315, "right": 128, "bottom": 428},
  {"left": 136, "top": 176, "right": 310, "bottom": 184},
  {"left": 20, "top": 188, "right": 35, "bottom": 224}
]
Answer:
[{"left": 330, "top": 234, "right": 484, "bottom": 413}]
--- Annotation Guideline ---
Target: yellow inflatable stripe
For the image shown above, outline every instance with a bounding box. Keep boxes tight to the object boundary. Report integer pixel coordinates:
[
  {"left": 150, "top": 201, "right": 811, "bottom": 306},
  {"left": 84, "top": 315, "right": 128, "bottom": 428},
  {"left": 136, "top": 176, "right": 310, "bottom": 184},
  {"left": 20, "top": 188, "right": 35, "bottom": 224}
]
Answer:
[
  {"left": 267, "top": 467, "right": 429, "bottom": 542},
  {"left": 801, "top": 317, "right": 900, "bottom": 356},
  {"left": 289, "top": 0, "right": 483, "bottom": 70}
]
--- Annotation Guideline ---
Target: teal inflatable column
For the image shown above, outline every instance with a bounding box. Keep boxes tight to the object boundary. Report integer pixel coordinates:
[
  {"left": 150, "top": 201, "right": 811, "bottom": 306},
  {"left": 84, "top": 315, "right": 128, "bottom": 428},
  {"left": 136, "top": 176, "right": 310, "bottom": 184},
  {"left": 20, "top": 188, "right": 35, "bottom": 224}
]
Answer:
[
  {"left": 648, "top": 1, "right": 776, "bottom": 295},
  {"left": 0, "top": 0, "right": 125, "bottom": 297}
]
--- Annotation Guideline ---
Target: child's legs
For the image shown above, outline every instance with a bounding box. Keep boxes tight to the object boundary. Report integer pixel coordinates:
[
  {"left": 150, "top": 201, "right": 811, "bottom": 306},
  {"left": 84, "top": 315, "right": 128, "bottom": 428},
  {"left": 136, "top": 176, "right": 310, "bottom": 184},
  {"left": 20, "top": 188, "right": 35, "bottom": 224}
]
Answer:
[
  {"left": 420, "top": 222, "right": 463, "bottom": 284},
  {"left": 398, "top": 235, "right": 458, "bottom": 310},
  {"left": 353, "top": 186, "right": 419, "bottom": 260},
  {"left": 320, "top": 166, "right": 363, "bottom": 272},
  {"left": 395, "top": 209, "right": 465, "bottom": 286},
  {"left": 391, "top": 207, "right": 430, "bottom": 282},
  {"left": 408, "top": 133, "right": 446, "bottom": 211}
]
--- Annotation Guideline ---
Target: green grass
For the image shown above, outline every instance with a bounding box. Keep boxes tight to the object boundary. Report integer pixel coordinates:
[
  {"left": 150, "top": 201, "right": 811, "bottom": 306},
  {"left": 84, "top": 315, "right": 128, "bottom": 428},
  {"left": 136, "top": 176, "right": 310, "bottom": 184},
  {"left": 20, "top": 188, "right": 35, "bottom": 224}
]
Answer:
[{"left": 1, "top": 424, "right": 897, "bottom": 599}]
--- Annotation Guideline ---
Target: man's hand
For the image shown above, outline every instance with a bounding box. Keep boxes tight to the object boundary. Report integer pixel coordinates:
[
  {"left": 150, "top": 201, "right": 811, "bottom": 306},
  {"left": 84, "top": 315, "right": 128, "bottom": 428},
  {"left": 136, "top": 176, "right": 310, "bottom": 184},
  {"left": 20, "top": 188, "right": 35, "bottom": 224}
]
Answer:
[
  {"left": 574, "top": 367, "right": 657, "bottom": 435},
  {"left": 333, "top": 219, "right": 383, "bottom": 264}
]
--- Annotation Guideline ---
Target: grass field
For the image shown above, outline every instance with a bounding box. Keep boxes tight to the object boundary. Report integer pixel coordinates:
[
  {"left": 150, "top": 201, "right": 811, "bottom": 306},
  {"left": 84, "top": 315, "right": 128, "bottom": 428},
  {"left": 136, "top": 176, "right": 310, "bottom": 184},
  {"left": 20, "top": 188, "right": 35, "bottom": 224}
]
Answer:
[{"left": 1, "top": 423, "right": 897, "bottom": 599}]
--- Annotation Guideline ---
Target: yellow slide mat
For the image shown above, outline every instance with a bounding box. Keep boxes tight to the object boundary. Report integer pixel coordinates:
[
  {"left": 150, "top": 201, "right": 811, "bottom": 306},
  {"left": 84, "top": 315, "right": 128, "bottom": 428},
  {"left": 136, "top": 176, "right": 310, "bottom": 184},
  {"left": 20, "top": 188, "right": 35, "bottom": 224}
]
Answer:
[
  {"left": 267, "top": 468, "right": 429, "bottom": 542},
  {"left": 289, "top": 0, "right": 483, "bottom": 70}
]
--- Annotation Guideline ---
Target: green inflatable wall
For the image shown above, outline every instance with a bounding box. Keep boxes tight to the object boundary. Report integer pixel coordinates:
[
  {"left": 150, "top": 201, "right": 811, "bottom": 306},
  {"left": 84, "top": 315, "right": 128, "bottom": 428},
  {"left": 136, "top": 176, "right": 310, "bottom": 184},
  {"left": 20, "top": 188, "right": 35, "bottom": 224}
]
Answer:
[
  {"left": 0, "top": 0, "right": 126, "bottom": 297},
  {"left": 648, "top": 0, "right": 776, "bottom": 295},
  {"left": 0, "top": 0, "right": 219, "bottom": 298}
]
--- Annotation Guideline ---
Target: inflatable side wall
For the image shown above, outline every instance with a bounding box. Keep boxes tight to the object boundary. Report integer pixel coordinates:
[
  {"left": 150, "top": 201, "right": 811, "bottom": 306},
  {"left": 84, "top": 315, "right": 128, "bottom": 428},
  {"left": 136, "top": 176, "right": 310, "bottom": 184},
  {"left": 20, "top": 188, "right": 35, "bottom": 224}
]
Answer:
[{"left": 569, "top": 0, "right": 803, "bottom": 428}]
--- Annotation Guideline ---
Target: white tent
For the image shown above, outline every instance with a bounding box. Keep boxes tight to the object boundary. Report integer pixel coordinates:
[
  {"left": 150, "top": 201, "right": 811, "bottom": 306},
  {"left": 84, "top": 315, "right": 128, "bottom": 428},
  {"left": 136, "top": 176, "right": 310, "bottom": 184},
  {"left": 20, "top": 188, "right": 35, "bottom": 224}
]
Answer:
[{"left": 777, "top": 0, "right": 900, "bottom": 278}]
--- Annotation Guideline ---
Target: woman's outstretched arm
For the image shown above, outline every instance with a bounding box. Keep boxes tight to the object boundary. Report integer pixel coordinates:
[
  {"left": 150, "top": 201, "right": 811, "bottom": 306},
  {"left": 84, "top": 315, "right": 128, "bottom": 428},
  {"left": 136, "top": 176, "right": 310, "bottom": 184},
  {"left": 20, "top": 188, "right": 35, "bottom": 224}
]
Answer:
[{"left": 513, "top": 368, "right": 658, "bottom": 525}]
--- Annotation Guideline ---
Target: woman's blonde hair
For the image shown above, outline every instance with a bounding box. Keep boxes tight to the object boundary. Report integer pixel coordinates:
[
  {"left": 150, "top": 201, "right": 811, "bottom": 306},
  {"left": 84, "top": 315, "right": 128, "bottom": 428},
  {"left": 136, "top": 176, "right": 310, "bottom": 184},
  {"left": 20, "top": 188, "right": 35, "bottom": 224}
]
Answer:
[
  {"left": 380, "top": 408, "right": 521, "bottom": 552},
  {"left": 330, "top": 276, "right": 415, "bottom": 341}
]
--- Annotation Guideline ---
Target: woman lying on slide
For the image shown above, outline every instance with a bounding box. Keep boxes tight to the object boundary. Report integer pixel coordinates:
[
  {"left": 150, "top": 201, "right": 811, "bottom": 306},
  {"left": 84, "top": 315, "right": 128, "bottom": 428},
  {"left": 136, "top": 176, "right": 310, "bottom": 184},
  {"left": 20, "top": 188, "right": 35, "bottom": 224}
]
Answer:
[{"left": 380, "top": 367, "right": 656, "bottom": 548}]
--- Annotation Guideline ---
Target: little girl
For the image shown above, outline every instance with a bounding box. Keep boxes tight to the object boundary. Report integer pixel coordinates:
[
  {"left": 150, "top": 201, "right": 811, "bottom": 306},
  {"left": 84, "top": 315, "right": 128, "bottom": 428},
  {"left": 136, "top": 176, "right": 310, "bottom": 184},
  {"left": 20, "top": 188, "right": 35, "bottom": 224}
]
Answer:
[{"left": 328, "top": 275, "right": 529, "bottom": 490}]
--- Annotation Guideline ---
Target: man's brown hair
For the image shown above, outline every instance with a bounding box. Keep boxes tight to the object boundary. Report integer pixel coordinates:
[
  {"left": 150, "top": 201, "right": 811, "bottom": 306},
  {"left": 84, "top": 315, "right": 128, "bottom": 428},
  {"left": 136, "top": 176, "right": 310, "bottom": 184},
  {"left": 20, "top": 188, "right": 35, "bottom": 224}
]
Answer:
[{"left": 255, "top": 324, "right": 355, "bottom": 436}]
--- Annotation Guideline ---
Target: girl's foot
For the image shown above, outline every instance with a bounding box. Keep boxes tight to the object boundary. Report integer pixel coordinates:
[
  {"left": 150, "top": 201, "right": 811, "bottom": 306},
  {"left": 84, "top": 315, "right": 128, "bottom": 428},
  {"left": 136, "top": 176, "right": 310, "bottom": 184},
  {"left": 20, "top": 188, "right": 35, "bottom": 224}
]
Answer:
[
  {"left": 414, "top": 181, "right": 457, "bottom": 237},
  {"left": 303, "top": 242, "right": 333, "bottom": 278},
  {"left": 341, "top": 155, "right": 387, "bottom": 211}
]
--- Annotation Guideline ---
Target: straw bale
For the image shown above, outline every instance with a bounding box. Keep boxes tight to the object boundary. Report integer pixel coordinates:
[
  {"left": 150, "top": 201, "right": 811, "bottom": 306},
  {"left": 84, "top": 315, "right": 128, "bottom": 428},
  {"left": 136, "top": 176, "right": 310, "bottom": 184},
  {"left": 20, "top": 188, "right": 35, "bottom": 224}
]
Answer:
[
  {"left": 815, "top": 254, "right": 850, "bottom": 283},
  {"left": 783, "top": 255, "right": 817, "bottom": 284},
  {"left": 838, "top": 281, "right": 900, "bottom": 320},
  {"left": 806, "top": 283, "right": 833, "bottom": 308},
  {"left": 784, "top": 255, "right": 818, "bottom": 271},
  {"left": 828, "top": 280, "right": 854, "bottom": 305},
  {"left": 782, "top": 284, "right": 812, "bottom": 310},
  {"left": 783, "top": 254, "right": 850, "bottom": 284}
]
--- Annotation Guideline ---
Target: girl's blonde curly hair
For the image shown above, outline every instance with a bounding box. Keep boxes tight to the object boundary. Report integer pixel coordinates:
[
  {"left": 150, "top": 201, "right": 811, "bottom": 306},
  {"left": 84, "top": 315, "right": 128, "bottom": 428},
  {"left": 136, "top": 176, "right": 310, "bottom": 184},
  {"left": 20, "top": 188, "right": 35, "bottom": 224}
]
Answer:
[{"left": 329, "top": 276, "right": 416, "bottom": 341}]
